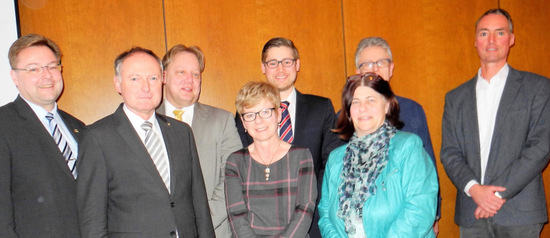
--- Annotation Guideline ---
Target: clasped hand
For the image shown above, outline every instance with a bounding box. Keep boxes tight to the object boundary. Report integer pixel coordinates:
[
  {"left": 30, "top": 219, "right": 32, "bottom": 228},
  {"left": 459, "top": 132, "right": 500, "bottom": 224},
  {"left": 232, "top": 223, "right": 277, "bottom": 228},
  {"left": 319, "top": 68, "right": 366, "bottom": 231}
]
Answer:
[{"left": 469, "top": 184, "right": 506, "bottom": 219}]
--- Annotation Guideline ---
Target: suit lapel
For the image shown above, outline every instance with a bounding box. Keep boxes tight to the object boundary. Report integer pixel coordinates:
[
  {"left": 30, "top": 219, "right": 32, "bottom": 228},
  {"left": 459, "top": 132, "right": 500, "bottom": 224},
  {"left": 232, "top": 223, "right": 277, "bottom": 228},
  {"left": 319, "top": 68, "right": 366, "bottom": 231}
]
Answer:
[
  {"left": 485, "top": 68, "right": 522, "bottom": 181},
  {"left": 294, "top": 91, "right": 307, "bottom": 144},
  {"left": 157, "top": 114, "right": 177, "bottom": 194},
  {"left": 58, "top": 110, "right": 81, "bottom": 141},
  {"left": 113, "top": 106, "right": 170, "bottom": 193},
  {"left": 13, "top": 96, "right": 76, "bottom": 180},
  {"left": 191, "top": 102, "right": 206, "bottom": 131},
  {"left": 462, "top": 78, "right": 483, "bottom": 179}
]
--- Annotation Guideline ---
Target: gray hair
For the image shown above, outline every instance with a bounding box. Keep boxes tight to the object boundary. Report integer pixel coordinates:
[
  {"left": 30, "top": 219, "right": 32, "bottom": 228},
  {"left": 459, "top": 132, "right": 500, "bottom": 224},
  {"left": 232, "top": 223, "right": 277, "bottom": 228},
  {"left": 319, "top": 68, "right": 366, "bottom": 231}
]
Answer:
[
  {"left": 476, "top": 8, "right": 514, "bottom": 33},
  {"left": 114, "top": 47, "right": 163, "bottom": 80},
  {"left": 354, "top": 37, "right": 393, "bottom": 68}
]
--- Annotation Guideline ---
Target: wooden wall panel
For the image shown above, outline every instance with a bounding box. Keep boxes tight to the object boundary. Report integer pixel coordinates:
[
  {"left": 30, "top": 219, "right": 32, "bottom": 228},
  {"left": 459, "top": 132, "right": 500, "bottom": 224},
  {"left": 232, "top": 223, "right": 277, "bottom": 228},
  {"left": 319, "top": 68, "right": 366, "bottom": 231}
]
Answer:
[
  {"left": 15, "top": 0, "right": 550, "bottom": 237},
  {"left": 18, "top": 0, "right": 166, "bottom": 124},
  {"left": 164, "top": 0, "right": 345, "bottom": 113}
]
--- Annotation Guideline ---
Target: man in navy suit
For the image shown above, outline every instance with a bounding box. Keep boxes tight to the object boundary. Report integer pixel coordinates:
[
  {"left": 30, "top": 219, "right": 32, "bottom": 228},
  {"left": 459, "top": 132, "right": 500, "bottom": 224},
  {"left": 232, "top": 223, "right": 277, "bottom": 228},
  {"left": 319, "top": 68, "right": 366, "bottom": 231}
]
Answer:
[
  {"left": 0, "top": 34, "right": 84, "bottom": 237},
  {"left": 441, "top": 9, "right": 550, "bottom": 237},
  {"left": 235, "top": 37, "right": 342, "bottom": 238}
]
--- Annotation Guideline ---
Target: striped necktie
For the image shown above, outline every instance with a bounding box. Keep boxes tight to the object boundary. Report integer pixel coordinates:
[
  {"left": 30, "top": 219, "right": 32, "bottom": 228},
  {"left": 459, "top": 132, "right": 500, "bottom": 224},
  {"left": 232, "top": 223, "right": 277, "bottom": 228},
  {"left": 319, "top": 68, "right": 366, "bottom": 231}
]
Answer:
[
  {"left": 279, "top": 101, "right": 294, "bottom": 143},
  {"left": 141, "top": 121, "right": 171, "bottom": 192},
  {"left": 45, "top": 112, "right": 77, "bottom": 178}
]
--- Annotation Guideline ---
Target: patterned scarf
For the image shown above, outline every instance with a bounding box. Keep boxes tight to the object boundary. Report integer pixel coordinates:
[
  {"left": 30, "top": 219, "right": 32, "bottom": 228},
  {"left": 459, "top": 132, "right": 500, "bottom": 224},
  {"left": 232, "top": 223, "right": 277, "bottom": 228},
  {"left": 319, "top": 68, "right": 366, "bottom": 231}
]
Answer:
[{"left": 337, "top": 121, "right": 396, "bottom": 235}]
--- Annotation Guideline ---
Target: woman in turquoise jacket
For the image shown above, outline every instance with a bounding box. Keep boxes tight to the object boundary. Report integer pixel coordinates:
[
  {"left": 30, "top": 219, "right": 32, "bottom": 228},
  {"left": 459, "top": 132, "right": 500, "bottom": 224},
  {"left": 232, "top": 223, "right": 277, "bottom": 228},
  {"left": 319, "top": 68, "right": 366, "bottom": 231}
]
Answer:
[{"left": 318, "top": 74, "right": 438, "bottom": 237}]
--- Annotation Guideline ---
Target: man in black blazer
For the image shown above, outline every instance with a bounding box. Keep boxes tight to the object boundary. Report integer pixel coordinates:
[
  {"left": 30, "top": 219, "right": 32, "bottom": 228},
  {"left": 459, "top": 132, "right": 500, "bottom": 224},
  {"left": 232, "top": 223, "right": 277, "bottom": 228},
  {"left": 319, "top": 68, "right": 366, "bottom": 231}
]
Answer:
[
  {"left": 76, "top": 47, "right": 214, "bottom": 237},
  {"left": 235, "top": 37, "right": 342, "bottom": 238},
  {"left": 441, "top": 9, "right": 550, "bottom": 237},
  {"left": 0, "top": 34, "right": 84, "bottom": 237}
]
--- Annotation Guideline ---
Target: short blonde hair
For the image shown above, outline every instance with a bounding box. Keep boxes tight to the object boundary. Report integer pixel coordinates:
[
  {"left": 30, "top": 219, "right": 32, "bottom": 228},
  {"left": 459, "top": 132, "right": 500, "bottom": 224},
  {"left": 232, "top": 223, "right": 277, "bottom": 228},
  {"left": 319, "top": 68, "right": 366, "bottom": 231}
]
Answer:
[
  {"left": 162, "top": 44, "right": 205, "bottom": 72},
  {"left": 8, "top": 34, "right": 61, "bottom": 69},
  {"left": 235, "top": 81, "right": 280, "bottom": 115}
]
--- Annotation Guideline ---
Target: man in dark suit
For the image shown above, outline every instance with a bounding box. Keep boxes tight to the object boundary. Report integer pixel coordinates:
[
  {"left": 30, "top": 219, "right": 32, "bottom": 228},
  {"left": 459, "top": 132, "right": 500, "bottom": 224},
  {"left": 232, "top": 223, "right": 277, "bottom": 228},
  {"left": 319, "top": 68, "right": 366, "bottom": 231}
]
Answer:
[
  {"left": 157, "top": 44, "right": 242, "bottom": 238},
  {"left": 235, "top": 37, "right": 342, "bottom": 238},
  {"left": 441, "top": 9, "right": 550, "bottom": 237},
  {"left": 0, "top": 34, "right": 84, "bottom": 237},
  {"left": 76, "top": 47, "right": 214, "bottom": 237}
]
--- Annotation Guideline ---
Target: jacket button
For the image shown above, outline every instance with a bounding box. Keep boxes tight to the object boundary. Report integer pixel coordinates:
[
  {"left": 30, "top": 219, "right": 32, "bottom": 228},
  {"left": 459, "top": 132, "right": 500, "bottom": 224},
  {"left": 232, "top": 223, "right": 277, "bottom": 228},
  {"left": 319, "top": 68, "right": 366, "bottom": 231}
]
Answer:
[
  {"left": 171, "top": 202, "right": 176, "bottom": 207},
  {"left": 170, "top": 231, "right": 177, "bottom": 236}
]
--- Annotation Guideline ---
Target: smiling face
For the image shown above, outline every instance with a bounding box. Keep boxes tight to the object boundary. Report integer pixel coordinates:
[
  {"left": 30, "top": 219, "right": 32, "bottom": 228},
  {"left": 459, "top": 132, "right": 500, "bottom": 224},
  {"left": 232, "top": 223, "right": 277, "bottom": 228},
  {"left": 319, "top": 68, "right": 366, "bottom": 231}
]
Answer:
[
  {"left": 261, "top": 46, "right": 300, "bottom": 98},
  {"left": 355, "top": 46, "right": 394, "bottom": 81},
  {"left": 115, "top": 52, "right": 164, "bottom": 120},
  {"left": 10, "top": 46, "right": 63, "bottom": 111},
  {"left": 350, "top": 86, "right": 389, "bottom": 137},
  {"left": 475, "top": 13, "right": 515, "bottom": 68},
  {"left": 164, "top": 51, "right": 202, "bottom": 108},
  {"left": 241, "top": 98, "right": 281, "bottom": 142}
]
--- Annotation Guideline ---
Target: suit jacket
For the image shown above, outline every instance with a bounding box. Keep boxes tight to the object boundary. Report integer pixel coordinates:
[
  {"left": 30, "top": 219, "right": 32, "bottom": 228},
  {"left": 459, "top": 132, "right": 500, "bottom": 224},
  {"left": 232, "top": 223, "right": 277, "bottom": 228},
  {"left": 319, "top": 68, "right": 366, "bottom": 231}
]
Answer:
[
  {"left": 158, "top": 101, "right": 242, "bottom": 238},
  {"left": 235, "top": 90, "right": 343, "bottom": 179},
  {"left": 0, "top": 96, "right": 84, "bottom": 238},
  {"left": 77, "top": 104, "right": 214, "bottom": 237},
  {"left": 441, "top": 67, "right": 550, "bottom": 227}
]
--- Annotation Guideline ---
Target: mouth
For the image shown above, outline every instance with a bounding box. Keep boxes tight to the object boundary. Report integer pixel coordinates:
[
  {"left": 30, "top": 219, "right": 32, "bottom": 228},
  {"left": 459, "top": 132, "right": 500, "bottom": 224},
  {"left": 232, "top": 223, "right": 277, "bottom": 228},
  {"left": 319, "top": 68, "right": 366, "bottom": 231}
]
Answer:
[
  {"left": 254, "top": 126, "right": 269, "bottom": 132},
  {"left": 275, "top": 75, "right": 287, "bottom": 80},
  {"left": 357, "top": 116, "right": 371, "bottom": 121},
  {"left": 38, "top": 84, "right": 54, "bottom": 89},
  {"left": 180, "top": 86, "right": 193, "bottom": 92}
]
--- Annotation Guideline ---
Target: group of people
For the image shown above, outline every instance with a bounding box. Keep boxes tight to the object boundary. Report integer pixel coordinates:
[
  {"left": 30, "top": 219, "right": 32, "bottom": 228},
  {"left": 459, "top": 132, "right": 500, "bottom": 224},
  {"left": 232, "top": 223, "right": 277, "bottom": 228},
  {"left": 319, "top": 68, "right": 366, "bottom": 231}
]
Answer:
[{"left": 1, "top": 8, "right": 549, "bottom": 238}]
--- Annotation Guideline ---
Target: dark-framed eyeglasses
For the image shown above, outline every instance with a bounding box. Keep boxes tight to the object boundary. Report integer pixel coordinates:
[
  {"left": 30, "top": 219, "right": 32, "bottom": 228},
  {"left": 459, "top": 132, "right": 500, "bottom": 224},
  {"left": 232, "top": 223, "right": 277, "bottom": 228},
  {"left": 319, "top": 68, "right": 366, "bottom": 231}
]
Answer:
[
  {"left": 358, "top": 59, "right": 391, "bottom": 71},
  {"left": 12, "top": 63, "right": 62, "bottom": 75},
  {"left": 264, "top": 58, "right": 296, "bottom": 69},
  {"left": 241, "top": 108, "right": 275, "bottom": 122}
]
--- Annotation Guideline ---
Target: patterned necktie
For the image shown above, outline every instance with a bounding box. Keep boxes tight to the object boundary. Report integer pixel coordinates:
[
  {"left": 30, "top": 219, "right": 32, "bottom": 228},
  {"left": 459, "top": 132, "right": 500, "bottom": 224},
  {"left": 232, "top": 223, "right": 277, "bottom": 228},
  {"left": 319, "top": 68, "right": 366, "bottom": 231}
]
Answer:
[
  {"left": 279, "top": 101, "right": 294, "bottom": 143},
  {"left": 173, "top": 109, "right": 184, "bottom": 121},
  {"left": 45, "top": 112, "right": 77, "bottom": 178},
  {"left": 141, "top": 121, "right": 171, "bottom": 192}
]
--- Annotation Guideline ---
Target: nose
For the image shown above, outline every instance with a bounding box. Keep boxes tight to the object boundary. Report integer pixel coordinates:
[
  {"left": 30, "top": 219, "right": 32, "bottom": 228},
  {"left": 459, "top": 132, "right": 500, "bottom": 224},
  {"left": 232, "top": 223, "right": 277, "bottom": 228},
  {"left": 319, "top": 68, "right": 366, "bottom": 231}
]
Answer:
[
  {"left": 276, "top": 62, "right": 285, "bottom": 71},
  {"left": 182, "top": 72, "right": 194, "bottom": 83},
  {"left": 141, "top": 80, "right": 151, "bottom": 92},
  {"left": 41, "top": 67, "right": 53, "bottom": 78},
  {"left": 488, "top": 33, "right": 496, "bottom": 43}
]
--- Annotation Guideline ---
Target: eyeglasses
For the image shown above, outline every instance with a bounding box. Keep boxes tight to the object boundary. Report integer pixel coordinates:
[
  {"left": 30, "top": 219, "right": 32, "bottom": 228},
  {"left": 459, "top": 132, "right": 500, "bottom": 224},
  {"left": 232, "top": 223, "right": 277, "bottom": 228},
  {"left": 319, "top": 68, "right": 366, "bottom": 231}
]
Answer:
[
  {"left": 358, "top": 59, "right": 391, "bottom": 71},
  {"left": 264, "top": 58, "right": 296, "bottom": 69},
  {"left": 241, "top": 108, "right": 275, "bottom": 122},
  {"left": 12, "top": 63, "right": 62, "bottom": 75}
]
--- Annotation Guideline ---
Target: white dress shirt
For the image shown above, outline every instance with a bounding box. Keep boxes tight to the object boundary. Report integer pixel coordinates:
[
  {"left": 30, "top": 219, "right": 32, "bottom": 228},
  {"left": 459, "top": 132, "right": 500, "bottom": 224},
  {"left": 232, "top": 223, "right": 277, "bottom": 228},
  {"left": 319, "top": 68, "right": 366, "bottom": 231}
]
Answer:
[
  {"left": 163, "top": 100, "right": 195, "bottom": 127},
  {"left": 22, "top": 95, "right": 79, "bottom": 172},
  {"left": 464, "top": 64, "right": 509, "bottom": 195}
]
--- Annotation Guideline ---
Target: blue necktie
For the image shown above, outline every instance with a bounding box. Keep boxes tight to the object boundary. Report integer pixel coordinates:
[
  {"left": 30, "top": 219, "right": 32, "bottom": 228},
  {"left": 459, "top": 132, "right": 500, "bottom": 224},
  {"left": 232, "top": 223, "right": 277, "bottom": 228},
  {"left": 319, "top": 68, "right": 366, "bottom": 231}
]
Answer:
[
  {"left": 46, "top": 113, "right": 76, "bottom": 178},
  {"left": 279, "top": 101, "right": 294, "bottom": 143}
]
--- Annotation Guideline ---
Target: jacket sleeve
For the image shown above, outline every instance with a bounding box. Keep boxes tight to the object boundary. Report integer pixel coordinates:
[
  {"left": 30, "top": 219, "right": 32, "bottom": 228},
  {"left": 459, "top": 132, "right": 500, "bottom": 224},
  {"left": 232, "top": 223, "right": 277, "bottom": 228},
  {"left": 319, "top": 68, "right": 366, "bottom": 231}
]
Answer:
[
  {"left": 224, "top": 153, "right": 256, "bottom": 237},
  {"left": 187, "top": 129, "right": 216, "bottom": 237},
  {"left": 317, "top": 150, "right": 343, "bottom": 238},
  {"left": 76, "top": 129, "right": 109, "bottom": 238},
  {"left": 320, "top": 99, "right": 343, "bottom": 175},
  {"left": 440, "top": 92, "right": 479, "bottom": 193},
  {"left": 279, "top": 150, "right": 317, "bottom": 237},
  {"left": 0, "top": 131, "right": 17, "bottom": 238},
  {"left": 387, "top": 136, "right": 438, "bottom": 237},
  {"left": 209, "top": 112, "right": 243, "bottom": 229},
  {"left": 497, "top": 77, "right": 550, "bottom": 199}
]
